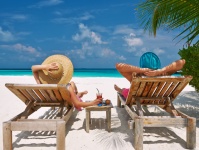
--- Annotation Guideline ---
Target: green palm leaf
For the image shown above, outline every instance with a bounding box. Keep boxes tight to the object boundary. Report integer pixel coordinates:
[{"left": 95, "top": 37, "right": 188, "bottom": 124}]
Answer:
[{"left": 136, "top": 0, "right": 199, "bottom": 45}]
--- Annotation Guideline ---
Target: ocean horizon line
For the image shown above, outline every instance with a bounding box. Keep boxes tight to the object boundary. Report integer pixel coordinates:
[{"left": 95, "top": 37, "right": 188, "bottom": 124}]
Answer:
[
  {"left": 0, "top": 68, "right": 122, "bottom": 77},
  {"left": 0, "top": 68, "right": 117, "bottom": 70}
]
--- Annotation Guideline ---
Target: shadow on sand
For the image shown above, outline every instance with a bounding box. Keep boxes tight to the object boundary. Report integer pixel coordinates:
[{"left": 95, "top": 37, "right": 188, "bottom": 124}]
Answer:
[{"left": 12, "top": 107, "right": 79, "bottom": 149}]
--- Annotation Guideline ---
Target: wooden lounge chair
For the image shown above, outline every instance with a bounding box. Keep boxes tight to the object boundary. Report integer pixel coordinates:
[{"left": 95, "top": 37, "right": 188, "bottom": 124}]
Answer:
[
  {"left": 117, "top": 75, "right": 196, "bottom": 150},
  {"left": 3, "top": 83, "right": 74, "bottom": 150}
]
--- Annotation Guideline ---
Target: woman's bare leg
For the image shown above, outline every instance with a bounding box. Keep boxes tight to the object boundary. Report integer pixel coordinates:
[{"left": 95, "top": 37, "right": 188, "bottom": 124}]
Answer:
[
  {"left": 114, "top": 84, "right": 123, "bottom": 95},
  {"left": 116, "top": 63, "right": 151, "bottom": 82},
  {"left": 77, "top": 91, "right": 88, "bottom": 98},
  {"left": 70, "top": 81, "right": 88, "bottom": 97},
  {"left": 144, "top": 59, "right": 186, "bottom": 76}
]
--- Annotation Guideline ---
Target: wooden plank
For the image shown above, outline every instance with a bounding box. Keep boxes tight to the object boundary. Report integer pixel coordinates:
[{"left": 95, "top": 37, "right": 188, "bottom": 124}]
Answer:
[
  {"left": 107, "top": 108, "right": 111, "bottom": 132},
  {"left": 117, "top": 94, "right": 121, "bottom": 107},
  {"left": 34, "top": 89, "right": 47, "bottom": 101},
  {"left": 135, "top": 98, "right": 144, "bottom": 116},
  {"left": 11, "top": 121, "right": 57, "bottom": 131},
  {"left": 56, "top": 104, "right": 64, "bottom": 119},
  {"left": 40, "top": 89, "right": 52, "bottom": 101},
  {"left": 158, "top": 82, "right": 171, "bottom": 97},
  {"left": 53, "top": 89, "right": 63, "bottom": 101},
  {"left": 133, "top": 76, "right": 186, "bottom": 82},
  {"left": 86, "top": 109, "right": 90, "bottom": 133},
  {"left": 20, "top": 89, "right": 34, "bottom": 102},
  {"left": 6, "top": 83, "right": 58, "bottom": 89},
  {"left": 20, "top": 101, "right": 35, "bottom": 119},
  {"left": 142, "top": 82, "right": 153, "bottom": 97},
  {"left": 153, "top": 82, "right": 165, "bottom": 97},
  {"left": 118, "top": 93, "right": 126, "bottom": 105},
  {"left": 129, "top": 97, "right": 136, "bottom": 107},
  {"left": 147, "top": 82, "right": 159, "bottom": 97},
  {"left": 136, "top": 82, "right": 146, "bottom": 97},
  {"left": 56, "top": 121, "right": 66, "bottom": 150},
  {"left": 124, "top": 105, "right": 138, "bottom": 119},
  {"left": 171, "top": 76, "right": 192, "bottom": 101},
  {"left": 18, "top": 119, "right": 63, "bottom": 121},
  {"left": 46, "top": 90, "right": 57, "bottom": 101},
  {"left": 143, "top": 117, "right": 187, "bottom": 127},
  {"left": 163, "top": 82, "right": 179, "bottom": 97},
  {"left": 126, "top": 79, "right": 140, "bottom": 105},
  {"left": 62, "top": 106, "right": 74, "bottom": 122},
  {"left": 186, "top": 118, "right": 196, "bottom": 149},
  {"left": 134, "top": 118, "right": 143, "bottom": 150},
  {"left": 3, "top": 122, "right": 12, "bottom": 150},
  {"left": 27, "top": 89, "right": 41, "bottom": 101}
]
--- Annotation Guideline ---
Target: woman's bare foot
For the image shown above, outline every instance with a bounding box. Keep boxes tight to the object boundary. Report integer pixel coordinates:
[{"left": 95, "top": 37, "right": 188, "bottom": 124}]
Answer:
[{"left": 77, "top": 90, "right": 88, "bottom": 98}]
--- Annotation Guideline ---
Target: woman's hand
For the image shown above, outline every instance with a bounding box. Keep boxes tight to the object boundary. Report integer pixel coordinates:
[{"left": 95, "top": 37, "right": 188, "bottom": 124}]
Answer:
[
  {"left": 92, "top": 98, "right": 103, "bottom": 105},
  {"left": 46, "top": 62, "right": 59, "bottom": 73}
]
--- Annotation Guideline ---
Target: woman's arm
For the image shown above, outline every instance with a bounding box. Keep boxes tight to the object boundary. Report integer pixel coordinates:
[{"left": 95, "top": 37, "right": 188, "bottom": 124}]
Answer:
[
  {"left": 31, "top": 63, "right": 59, "bottom": 84},
  {"left": 67, "top": 84, "right": 102, "bottom": 107},
  {"left": 32, "top": 65, "right": 47, "bottom": 84}
]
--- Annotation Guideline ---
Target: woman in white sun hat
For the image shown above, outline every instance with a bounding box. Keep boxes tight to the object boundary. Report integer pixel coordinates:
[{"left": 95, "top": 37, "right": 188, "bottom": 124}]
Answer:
[{"left": 32, "top": 54, "right": 102, "bottom": 110}]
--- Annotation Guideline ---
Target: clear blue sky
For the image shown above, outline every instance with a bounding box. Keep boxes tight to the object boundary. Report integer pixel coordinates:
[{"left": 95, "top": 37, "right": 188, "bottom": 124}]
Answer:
[{"left": 0, "top": 0, "right": 189, "bottom": 69}]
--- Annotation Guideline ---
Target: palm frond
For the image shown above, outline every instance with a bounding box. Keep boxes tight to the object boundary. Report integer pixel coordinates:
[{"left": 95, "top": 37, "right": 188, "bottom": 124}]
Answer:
[{"left": 136, "top": 0, "right": 199, "bottom": 45}]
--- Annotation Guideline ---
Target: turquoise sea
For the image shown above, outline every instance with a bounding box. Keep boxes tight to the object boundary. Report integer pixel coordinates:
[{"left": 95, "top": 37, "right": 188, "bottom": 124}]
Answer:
[{"left": 0, "top": 69, "right": 123, "bottom": 77}]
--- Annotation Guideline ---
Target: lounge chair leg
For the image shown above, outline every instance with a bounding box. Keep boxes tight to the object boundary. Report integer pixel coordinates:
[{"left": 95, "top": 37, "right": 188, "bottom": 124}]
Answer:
[
  {"left": 106, "top": 108, "right": 111, "bottom": 132},
  {"left": 86, "top": 110, "right": 90, "bottom": 133},
  {"left": 117, "top": 94, "right": 121, "bottom": 107},
  {"left": 56, "top": 121, "right": 66, "bottom": 150},
  {"left": 134, "top": 118, "right": 143, "bottom": 150},
  {"left": 3, "top": 121, "right": 12, "bottom": 150},
  {"left": 186, "top": 117, "right": 196, "bottom": 149}
]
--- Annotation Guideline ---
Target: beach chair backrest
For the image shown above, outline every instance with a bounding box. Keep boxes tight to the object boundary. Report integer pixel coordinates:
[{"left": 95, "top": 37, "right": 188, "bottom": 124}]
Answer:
[
  {"left": 126, "top": 76, "right": 192, "bottom": 106},
  {"left": 140, "top": 52, "right": 161, "bottom": 70},
  {"left": 5, "top": 83, "right": 72, "bottom": 107}
]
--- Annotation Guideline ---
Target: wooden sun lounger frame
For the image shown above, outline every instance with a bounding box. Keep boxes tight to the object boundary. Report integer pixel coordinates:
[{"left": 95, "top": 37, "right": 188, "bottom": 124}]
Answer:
[
  {"left": 3, "top": 83, "right": 74, "bottom": 150},
  {"left": 117, "top": 75, "right": 196, "bottom": 150}
]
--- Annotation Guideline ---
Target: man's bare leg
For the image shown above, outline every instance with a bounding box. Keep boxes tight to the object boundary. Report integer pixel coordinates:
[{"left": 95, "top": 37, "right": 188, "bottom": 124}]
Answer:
[
  {"left": 116, "top": 63, "right": 151, "bottom": 82},
  {"left": 144, "top": 59, "right": 186, "bottom": 76}
]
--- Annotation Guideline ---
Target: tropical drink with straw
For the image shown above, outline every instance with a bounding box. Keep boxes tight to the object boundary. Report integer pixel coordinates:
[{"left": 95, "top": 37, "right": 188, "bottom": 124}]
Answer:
[
  {"left": 96, "top": 93, "right": 102, "bottom": 99},
  {"left": 96, "top": 88, "right": 102, "bottom": 99}
]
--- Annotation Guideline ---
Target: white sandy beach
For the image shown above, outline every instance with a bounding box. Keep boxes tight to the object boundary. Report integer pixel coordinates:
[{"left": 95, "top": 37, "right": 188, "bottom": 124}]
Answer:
[{"left": 0, "top": 76, "right": 198, "bottom": 150}]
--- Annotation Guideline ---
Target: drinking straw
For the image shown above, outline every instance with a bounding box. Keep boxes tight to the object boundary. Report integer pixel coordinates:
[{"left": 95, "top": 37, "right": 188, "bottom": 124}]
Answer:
[{"left": 96, "top": 88, "right": 99, "bottom": 93}]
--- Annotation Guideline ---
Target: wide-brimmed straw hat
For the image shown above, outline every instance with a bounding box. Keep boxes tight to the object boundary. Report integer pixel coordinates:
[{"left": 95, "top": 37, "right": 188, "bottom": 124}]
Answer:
[{"left": 38, "top": 54, "right": 73, "bottom": 84}]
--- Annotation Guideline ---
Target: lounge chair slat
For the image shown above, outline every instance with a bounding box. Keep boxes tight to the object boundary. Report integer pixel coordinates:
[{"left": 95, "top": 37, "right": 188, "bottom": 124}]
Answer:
[
  {"left": 40, "top": 89, "right": 52, "bottom": 101},
  {"left": 136, "top": 82, "right": 146, "bottom": 96},
  {"left": 152, "top": 82, "right": 165, "bottom": 97},
  {"left": 47, "top": 89, "right": 57, "bottom": 101},
  {"left": 20, "top": 89, "right": 35, "bottom": 102},
  {"left": 126, "top": 81, "right": 140, "bottom": 105},
  {"left": 142, "top": 82, "right": 153, "bottom": 97},
  {"left": 158, "top": 82, "right": 171, "bottom": 97},
  {"left": 34, "top": 89, "right": 47, "bottom": 101},
  {"left": 26, "top": 89, "right": 41, "bottom": 102},
  {"left": 53, "top": 89, "right": 63, "bottom": 101},
  {"left": 147, "top": 82, "right": 159, "bottom": 97},
  {"left": 163, "top": 82, "right": 179, "bottom": 97}
]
